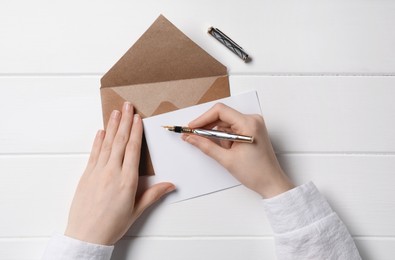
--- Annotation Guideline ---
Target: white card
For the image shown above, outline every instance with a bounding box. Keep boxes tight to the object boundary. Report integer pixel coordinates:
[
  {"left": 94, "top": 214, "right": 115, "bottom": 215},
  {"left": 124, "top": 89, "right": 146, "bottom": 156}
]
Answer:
[{"left": 141, "top": 91, "right": 262, "bottom": 203}]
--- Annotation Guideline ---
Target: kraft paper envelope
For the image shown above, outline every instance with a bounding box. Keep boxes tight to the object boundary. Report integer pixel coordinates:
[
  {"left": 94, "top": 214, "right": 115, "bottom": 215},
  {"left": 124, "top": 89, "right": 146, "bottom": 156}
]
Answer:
[
  {"left": 142, "top": 91, "right": 263, "bottom": 203},
  {"left": 100, "top": 15, "right": 230, "bottom": 176}
]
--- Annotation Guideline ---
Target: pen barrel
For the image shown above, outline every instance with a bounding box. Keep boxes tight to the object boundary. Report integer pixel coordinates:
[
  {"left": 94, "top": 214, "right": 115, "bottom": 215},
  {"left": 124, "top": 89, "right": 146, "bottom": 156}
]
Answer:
[
  {"left": 208, "top": 27, "right": 249, "bottom": 62},
  {"left": 193, "top": 129, "right": 253, "bottom": 143}
]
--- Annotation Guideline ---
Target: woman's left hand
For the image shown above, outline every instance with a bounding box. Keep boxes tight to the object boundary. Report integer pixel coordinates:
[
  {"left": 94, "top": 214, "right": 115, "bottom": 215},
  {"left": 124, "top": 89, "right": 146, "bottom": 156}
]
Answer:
[{"left": 65, "top": 102, "right": 175, "bottom": 245}]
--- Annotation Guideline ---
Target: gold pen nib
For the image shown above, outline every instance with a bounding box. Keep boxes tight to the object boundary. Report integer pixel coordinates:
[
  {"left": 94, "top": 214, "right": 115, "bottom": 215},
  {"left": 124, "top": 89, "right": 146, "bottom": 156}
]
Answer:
[
  {"left": 162, "top": 126, "right": 175, "bottom": 131},
  {"left": 162, "top": 126, "right": 192, "bottom": 133}
]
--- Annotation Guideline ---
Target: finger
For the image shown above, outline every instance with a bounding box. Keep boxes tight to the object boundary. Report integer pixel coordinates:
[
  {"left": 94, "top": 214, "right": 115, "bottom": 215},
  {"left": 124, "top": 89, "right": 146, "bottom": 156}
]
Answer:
[
  {"left": 216, "top": 125, "right": 233, "bottom": 133},
  {"left": 215, "top": 126, "right": 234, "bottom": 149},
  {"left": 219, "top": 139, "right": 233, "bottom": 149},
  {"left": 85, "top": 130, "right": 105, "bottom": 173},
  {"left": 189, "top": 103, "right": 246, "bottom": 129},
  {"left": 181, "top": 128, "right": 233, "bottom": 149},
  {"left": 96, "top": 109, "right": 121, "bottom": 169},
  {"left": 198, "top": 120, "right": 232, "bottom": 131},
  {"left": 182, "top": 134, "right": 231, "bottom": 167},
  {"left": 132, "top": 182, "right": 175, "bottom": 220},
  {"left": 108, "top": 102, "right": 134, "bottom": 165},
  {"left": 123, "top": 114, "right": 143, "bottom": 183}
]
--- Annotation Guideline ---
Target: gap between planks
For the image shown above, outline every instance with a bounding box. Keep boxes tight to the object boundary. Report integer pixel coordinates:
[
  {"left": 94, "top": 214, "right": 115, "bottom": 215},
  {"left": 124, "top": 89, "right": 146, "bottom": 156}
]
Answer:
[{"left": 0, "top": 73, "right": 395, "bottom": 78}]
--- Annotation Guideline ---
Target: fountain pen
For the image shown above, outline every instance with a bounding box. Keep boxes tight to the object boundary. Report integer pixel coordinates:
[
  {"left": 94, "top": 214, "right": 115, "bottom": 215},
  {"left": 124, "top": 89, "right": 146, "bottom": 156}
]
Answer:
[{"left": 162, "top": 126, "right": 254, "bottom": 143}]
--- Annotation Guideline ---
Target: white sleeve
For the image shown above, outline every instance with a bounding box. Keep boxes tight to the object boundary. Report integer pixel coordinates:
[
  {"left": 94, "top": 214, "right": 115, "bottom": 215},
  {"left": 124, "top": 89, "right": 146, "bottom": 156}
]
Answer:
[
  {"left": 262, "top": 182, "right": 361, "bottom": 260},
  {"left": 41, "top": 233, "right": 114, "bottom": 260}
]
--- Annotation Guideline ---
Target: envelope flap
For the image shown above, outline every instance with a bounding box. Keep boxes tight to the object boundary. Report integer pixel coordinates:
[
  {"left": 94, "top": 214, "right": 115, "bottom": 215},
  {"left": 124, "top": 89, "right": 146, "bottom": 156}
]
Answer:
[{"left": 101, "top": 15, "right": 227, "bottom": 88}]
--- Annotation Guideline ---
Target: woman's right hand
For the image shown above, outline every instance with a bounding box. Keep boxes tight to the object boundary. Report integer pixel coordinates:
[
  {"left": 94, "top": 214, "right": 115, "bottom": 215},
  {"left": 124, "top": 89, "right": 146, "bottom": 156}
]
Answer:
[{"left": 182, "top": 103, "right": 294, "bottom": 198}]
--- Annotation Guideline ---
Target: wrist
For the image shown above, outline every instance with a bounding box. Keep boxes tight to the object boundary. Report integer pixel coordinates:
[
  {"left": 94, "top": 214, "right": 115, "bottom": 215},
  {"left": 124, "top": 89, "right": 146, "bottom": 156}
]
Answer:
[
  {"left": 258, "top": 170, "right": 295, "bottom": 198},
  {"left": 65, "top": 226, "right": 113, "bottom": 246}
]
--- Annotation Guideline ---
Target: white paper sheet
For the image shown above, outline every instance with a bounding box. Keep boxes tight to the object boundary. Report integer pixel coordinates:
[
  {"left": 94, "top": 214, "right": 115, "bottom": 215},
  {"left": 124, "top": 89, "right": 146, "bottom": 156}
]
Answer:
[{"left": 142, "top": 91, "right": 262, "bottom": 203}]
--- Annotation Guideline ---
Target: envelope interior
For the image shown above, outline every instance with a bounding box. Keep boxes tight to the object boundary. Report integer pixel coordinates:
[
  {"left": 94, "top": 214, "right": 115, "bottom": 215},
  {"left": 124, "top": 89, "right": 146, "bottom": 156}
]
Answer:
[
  {"left": 99, "top": 14, "right": 230, "bottom": 176},
  {"left": 100, "top": 76, "right": 230, "bottom": 176}
]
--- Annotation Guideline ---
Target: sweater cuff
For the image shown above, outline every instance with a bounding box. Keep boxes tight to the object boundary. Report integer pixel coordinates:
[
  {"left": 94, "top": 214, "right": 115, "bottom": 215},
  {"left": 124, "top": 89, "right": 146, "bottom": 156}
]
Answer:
[
  {"left": 42, "top": 233, "right": 114, "bottom": 260},
  {"left": 262, "top": 182, "right": 333, "bottom": 234}
]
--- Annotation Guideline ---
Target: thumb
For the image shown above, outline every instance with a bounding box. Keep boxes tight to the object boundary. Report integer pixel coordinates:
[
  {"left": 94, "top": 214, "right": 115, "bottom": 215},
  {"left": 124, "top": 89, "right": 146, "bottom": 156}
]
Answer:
[
  {"left": 182, "top": 134, "right": 230, "bottom": 167},
  {"left": 132, "top": 182, "right": 175, "bottom": 220}
]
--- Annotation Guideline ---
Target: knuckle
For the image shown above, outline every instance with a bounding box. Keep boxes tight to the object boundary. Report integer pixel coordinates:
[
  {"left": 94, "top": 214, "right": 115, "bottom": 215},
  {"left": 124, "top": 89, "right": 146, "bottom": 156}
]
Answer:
[
  {"left": 121, "top": 178, "right": 135, "bottom": 191},
  {"left": 101, "top": 140, "right": 113, "bottom": 151},
  {"left": 127, "top": 140, "right": 140, "bottom": 153},
  {"left": 114, "top": 134, "right": 129, "bottom": 146},
  {"left": 87, "top": 157, "right": 97, "bottom": 167},
  {"left": 251, "top": 114, "right": 264, "bottom": 123},
  {"left": 249, "top": 115, "right": 264, "bottom": 132},
  {"left": 213, "top": 102, "right": 225, "bottom": 110},
  {"left": 147, "top": 189, "right": 161, "bottom": 202}
]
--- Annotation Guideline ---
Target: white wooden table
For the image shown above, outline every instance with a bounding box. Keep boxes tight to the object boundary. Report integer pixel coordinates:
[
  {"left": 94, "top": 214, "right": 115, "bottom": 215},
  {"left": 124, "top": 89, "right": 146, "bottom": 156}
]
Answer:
[{"left": 1, "top": 1, "right": 395, "bottom": 259}]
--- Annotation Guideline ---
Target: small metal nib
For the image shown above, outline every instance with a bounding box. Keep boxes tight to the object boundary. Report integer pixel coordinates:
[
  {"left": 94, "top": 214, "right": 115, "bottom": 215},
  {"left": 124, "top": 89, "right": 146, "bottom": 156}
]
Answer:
[
  {"left": 162, "top": 126, "right": 191, "bottom": 133},
  {"left": 162, "top": 126, "right": 175, "bottom": 131}
]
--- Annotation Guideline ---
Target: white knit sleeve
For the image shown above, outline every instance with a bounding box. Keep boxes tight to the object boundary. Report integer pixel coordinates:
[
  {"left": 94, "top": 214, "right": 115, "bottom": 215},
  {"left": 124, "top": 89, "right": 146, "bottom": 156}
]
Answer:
[
  {"left": 262, "top": 182, "right": 361, "bottom": 260},
  {"left": 41, "top": 233, "right": 114, "bottom": 260}
]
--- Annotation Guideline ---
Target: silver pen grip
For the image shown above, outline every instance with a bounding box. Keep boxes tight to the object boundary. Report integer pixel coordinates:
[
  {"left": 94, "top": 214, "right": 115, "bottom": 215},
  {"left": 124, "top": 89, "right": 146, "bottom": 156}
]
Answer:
[{"left": 193, "top": 129, "right": 254, "bottom": 143}]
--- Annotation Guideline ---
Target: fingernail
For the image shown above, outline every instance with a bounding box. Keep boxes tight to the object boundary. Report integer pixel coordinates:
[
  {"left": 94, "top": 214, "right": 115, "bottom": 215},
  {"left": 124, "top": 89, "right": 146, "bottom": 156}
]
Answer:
[
  {"left": 134, "top": 114, "right": 140, "bottom": 122},
  {"left": 123, "top": 102, "right": 131, "bottom": 112},
  {"left": 165, "top": 185, "right": 176, "bottom": 194},
  {"left": 111, "top": 110, "right": 121, "bottom": 119},
  {"left": 96, "top": 129, "right": 104, "bottom": 138},
  {"left": 183, "top": 135, "right": 192, "bottom": 143}
]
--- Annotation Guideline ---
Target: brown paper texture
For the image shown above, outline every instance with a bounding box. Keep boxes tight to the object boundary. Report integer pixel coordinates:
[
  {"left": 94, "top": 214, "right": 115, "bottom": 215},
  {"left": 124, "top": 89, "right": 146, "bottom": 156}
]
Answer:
[{"left": 100, "top": 15, "right": 230, "bottom": 176}]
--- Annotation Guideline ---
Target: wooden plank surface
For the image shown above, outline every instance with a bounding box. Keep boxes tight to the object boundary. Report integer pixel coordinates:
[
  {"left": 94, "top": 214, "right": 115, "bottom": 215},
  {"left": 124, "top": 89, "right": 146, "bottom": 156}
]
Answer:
[
  {"left": 1, "top": 0, "right": 394, "bottom": 258},
  {"left": 1, "top": 155, "right": 394, "bottom": 237},
  {"left": 1, "top": 237, "right": 394, "bottom": 260},
  {"left": 0, "top": 0, "right": 394, "bottom": 75},
  {"left": 1, "top": 76, "right": 395, "bottom": 153}
]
